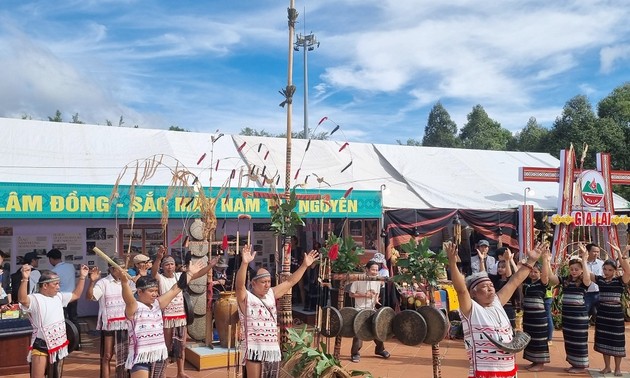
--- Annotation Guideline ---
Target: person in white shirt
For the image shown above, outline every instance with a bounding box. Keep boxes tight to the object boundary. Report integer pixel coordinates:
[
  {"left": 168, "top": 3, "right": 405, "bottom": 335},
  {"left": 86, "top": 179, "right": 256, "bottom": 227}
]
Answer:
[
  {"left": 47, "top": 248, "right": 80, "bottom": 350},
  {"left": 19, "top": 264, "right": 89, "bottom": 378},
  {"left": 585, "top": 243, "right": 604, "bottom": 322},
  {"left": 470, "top": 240, "right": 497, "bottom": 275},
  {"left": 349, "top": 260, "right": 390, "bottom": 363}
]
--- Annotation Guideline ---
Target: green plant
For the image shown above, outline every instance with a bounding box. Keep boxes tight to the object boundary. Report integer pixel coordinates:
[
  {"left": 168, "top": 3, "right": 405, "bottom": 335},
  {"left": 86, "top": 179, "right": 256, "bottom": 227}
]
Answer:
[
  {"left": 393, "top": 238, "right": 449, "bottom": 288},
  {"left": 283, "top": 325, "right": 371, "bottom": 377},
  {"left": 320, "top": 234, "right": 364, "bottom": 273},
  {"left": 269, "top": 187, "right": 305, "bottom": 236}
]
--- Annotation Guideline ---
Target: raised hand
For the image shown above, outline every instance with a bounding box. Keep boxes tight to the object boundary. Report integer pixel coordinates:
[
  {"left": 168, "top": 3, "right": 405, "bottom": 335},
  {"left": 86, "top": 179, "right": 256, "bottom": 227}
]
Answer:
[
  {"left": 241, "top": 244, "right": 256, "bottom": 264},
  {"left": 156, "top": 245, "right": 167, "bottom": 260},
  {"left": 504, "top": 248, "right": 513, "bottom": 262},
  {"left": 526, "top": 243, "right": 544, "bottom": 262},
  {"left": 444, "top": 241, "right": 458, "bottom": 263},
  {"left": 577, "top": 242, "right": 588, "bottom": 259},
  {"left": 116, "top": 267, "right": 128, "bottom": 283},
  {"left": 541, "top": 244, "right": 551, "bottom": 263},
  {"left": 303, "top": 250, "right": 319, "bottom": 267},
  {"left": 187, "top": 258, "right": 205, "bottom": 276},
  {"left": 209, "top": 255, "right": 219, "bottom": 268},
  {"left": 89, "top": 267, "right": 101, "bottom": 281},
  {"left": 21, "top": 264, "right": 32, "bottom": 279},
  {"left": 79, "top": 265, "right": 89, "bottom": 278}
]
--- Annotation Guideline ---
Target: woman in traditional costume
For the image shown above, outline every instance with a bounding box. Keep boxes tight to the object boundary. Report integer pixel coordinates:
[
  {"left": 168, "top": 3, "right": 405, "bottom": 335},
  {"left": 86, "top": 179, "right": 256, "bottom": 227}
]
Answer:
[
  {"left": 86, "top": 257, "right": 134, "bottom": 378},
  {"left": 152, "top": 247, "right": 218, "bottom": 378},
  {"left": 592, "top": 244, "right": 630, "bottom": 376},
  {"left": 446, "top": 241, "right": 543, "bottom": 378},
  {"left": 548, "top": 242, "right": 591, "bottom": 374},
  {"left": 120, "top": 259, "right": 204, "bottom": 378},
  {"left": 490, "top": 248, "right": 520, "bottom": 328},
  {"left": 520, "top": 248, "right": 551, "bottom": 372}
]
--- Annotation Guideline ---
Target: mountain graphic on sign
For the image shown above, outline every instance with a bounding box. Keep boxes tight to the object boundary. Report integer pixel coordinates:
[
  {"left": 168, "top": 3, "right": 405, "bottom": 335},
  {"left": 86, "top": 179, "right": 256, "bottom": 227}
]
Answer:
[{"left": 582, "top": 180, "right": 603, "bottom": 195}]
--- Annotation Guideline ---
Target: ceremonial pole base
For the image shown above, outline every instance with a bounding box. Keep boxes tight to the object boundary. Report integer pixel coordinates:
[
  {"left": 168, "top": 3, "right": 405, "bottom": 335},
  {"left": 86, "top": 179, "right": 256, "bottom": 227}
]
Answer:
[{"left": 185, "top": 342, "right": 239, "bottom": 371}]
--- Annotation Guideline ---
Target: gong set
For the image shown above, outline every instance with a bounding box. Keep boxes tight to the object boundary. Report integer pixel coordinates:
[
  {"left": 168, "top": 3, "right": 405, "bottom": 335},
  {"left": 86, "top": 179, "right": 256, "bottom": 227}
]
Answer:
[{"left": 319, "top": 305, "right": 448, "bottom": 346}]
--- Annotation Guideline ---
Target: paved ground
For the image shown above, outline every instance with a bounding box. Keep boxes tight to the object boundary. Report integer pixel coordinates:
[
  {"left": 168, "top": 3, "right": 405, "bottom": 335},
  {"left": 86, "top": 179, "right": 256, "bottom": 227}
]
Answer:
[{"left": 6, "top": 319, "right": 630, "bottom": 377}]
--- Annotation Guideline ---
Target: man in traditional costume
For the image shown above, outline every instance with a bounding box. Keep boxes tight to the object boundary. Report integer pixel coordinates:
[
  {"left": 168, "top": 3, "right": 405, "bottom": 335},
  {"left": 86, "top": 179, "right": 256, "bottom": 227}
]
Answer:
[
  {"left": 446, "top": 241, "right": 543, "bottom": 378},
  {"left": 86, "top": 257, "right": 134, "bottom": 378},
  {"left": 120, "top": 258, "right": 204, "bottom": 378},
  {"left": 236, "top": 244, "right": 319, "bottom": 378},
  {"left": 18, "top": 263, "right": 89, "bottom": 378},
  {"left": 151, "top": 246, "right": 218, "bottom": 378}
]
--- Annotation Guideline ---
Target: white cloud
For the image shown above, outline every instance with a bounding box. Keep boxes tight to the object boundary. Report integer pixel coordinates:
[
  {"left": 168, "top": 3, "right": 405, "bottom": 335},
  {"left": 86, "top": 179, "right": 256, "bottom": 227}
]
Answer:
[{"left": 600, "top": 44, "right": 630, "bottom": 74}]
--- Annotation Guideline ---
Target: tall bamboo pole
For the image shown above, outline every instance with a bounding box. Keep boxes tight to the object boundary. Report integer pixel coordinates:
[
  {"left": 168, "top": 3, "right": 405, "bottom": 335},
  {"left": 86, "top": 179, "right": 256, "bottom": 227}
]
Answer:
[{"left": 279, "top": 0, "right": 298, "bottom": 347}]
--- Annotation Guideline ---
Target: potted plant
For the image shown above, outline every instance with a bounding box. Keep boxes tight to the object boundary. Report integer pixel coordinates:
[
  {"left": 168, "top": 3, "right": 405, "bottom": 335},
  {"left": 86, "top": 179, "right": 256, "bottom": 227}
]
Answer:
[
  {"left": 281, "top": 325, "right": 371, "bottom": 378},
  {"left": 320, "top": 234, "right": 364, "bottom": 274}
]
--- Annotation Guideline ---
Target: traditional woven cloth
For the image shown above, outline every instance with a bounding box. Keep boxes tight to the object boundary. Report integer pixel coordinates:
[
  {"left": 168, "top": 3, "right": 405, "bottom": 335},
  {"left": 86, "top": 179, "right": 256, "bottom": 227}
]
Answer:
[
  {"left": 522, "top": 277, "right": 550, "bottom": 364},
  {"left": 461, "top": 297, "right": 517, "bottom": 378},
  {"left": 22, "top": 292, "right": 72, "bottom": 363},
  {"left": 238, "top": 290, "right": 282, "bottom": 364},
  {"left": 100, "top": 330, "right": 129, "bottom": 378},
  {"left": 125, "top": 299, "right": 168, "bottom": 369},
  {"left": 157, "top": 273, "right": 187, "bottom": 328},
  {"left": 93, "top": 275, "right": 129, "bottom": 331},
  {"left": 559, "top": 276, "right": 589, "bottom": 369},
  {"left": 594, "top": 275, "right": 626, "bottom": 357}
]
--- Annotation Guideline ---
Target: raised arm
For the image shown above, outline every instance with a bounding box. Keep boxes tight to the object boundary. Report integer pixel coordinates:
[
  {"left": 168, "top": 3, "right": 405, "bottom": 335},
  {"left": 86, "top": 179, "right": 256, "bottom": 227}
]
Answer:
[
  {"left": 540, "top": 245, "right": 551, "bottom": 286},
  {"left": 118, "top": 267, "right": 137, "bottom": 319},
  {"left": 445, "top": 242, "right": 472, "bottom": 318},
  {"left": 70, "top": 265, "right": 89, "bottom": 302},
  {"left": 577, "top": 242, "right": 591, "bottom": 287},
  {"left": 157, "top": 259, "right": 203, "bottom": 310},
  {"left": 151, "top": 246, "right": 166, "bottom": 281},
  {"left": 497, "top": 244, "right": 543, "bottom": 306},
  {"left": 273, "top": 250, "right": 319, "bottom": 298},
  {"left": 18, "top": 264, "right": 32, "bottom": 308},
  {"left": 503, "top": 249, "right": 514, "bottom": 278},
  {"left": 190, "top": 255, "right": 219, "bottom": 280},
  {"left": 610, "top": 244, "right": 630, "bottom": 284},
  {"left": 235, "top": 245, "right": 254, "bottom": 314}
]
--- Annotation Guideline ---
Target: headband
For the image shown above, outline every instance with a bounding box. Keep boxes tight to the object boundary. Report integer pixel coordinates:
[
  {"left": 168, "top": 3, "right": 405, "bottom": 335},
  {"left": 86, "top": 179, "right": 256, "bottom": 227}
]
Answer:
[
  {"left": 39, "top": 277, "right": 60, "bottom": 284},
  {"left": 252, "top": 272, "right": 271, "bottom": 281},
  {"left": 467, "top": 274, "right": 491, "bottom": 291},
  {"left": 162, "top": 256, "right": 175, "bottom": 266},
  {"left": 136, "top": 280, "right": 159, "bottom": 290}
]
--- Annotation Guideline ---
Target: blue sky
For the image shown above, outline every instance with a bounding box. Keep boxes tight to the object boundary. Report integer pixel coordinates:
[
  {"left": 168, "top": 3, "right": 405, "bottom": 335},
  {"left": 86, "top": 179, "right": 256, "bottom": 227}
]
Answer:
[{"left": 1, "top": 1, "right": 629, "bottom": 144}]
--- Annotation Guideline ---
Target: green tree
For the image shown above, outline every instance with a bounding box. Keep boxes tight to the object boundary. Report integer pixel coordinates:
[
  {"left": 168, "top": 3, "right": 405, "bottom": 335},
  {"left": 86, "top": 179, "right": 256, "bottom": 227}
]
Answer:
[
  {"left": 508, "top": 117, "right": 550, "bottom": 152},
  {"left": 546, "top": 95, "right": 602, "bottom": 164},
  {"left": 241, "top": 127, "right": 328, "bottom": 140},
  {"left": 396, "top": 138, "right": 422, "bottom": 146},
  {"left": 597, "top": 83, "right": 630, "bottom": 169},
  {"left": 48, "top": 110, "right": 63, "bottom": 122},
  {"left": 168, "top": 126, "right": 189, "bottom": 132},
  {"left": 240, "top": 127, "right": 274, "bottom": 137},
  {"left": 422, "top": 102, "right": 460, "bottom": 147},
  {"left": 71, "top": 113, "right": 84, "bottom": 124},
  {"left": 458, "top": 105, "right": 513, "bottom": 150}
]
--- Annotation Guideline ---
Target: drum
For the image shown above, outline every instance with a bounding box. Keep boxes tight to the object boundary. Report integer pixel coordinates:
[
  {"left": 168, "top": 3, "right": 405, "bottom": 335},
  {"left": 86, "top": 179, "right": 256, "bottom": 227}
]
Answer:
[
  {"left": 65, "top": 319, "right": 80, "bottom": 353},
  {"left": 339, "top": 307, "right": 359, "bottom": 338},
  {"left": 418, "top": 305, "right": 448, "bottom": 345},
  {"left": 392, "top": 310, "right": 427, "bottom": 346},
  {"left": 214, "top": 291, "right": 238, "bottom": 348},
  {"left": 320, "top": 306, "right": 342, "bottom": 338},
  {"left": 372, "top": 306, "right": 395, "bottom": 342},
  {"left": 353, "top": 309, "right": 376, "bottom": 341}
]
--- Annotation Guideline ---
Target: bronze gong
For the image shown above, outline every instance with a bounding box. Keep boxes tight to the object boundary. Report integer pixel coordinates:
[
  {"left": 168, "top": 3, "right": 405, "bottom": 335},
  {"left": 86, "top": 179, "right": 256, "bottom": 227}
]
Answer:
[
  {"left": 392, "top": 309, "right": 427, "bottom": 346},
  {"left": 320, "top": 306, "right": 342, "bottom": 338},
  {"left": 339, "top": 307, "right": 359, "bottom": 338},
  {"left": 372, "top": 306, "right": 395, "bottom": 342},
  {"left": 65, "top": 319, "right": 80, "bottom": 353},
  {"left": 353, "top": 309, "right": 376, "bottom": 341},
  {"left": 418, "top": 305, "right": 448, "bottom": 345}
]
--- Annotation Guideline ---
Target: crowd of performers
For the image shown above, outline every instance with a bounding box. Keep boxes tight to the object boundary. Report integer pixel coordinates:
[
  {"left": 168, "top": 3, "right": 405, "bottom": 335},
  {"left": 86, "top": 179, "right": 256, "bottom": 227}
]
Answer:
[
  {"left": 3, "top": 243, "right": 318, "bottom": 378},
  {"left": 452, "top": 239, "right": 630, "bottom": 377}
]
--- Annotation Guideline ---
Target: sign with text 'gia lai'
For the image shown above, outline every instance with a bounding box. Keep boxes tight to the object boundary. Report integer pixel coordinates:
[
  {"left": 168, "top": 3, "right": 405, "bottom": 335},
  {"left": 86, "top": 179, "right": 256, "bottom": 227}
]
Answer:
[{"left": 0, "top": 182, "right": 381, "bottom": 219}]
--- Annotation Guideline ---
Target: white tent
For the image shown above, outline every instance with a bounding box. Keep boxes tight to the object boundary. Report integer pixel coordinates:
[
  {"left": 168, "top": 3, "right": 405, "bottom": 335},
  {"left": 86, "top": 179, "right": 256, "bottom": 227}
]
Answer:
[{"left": 1, "top": 117, "right": 628, "bottom": 212}]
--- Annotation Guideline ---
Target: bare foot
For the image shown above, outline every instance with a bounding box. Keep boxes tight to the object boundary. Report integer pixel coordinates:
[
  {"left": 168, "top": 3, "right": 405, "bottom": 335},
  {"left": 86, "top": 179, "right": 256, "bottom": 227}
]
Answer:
[
  {"left": 600, "top": 368, "right": 612, "bottom": 374},
  {"left": 614, "top": 371, "right": 622, "bottom": 377},
  {"left": 528, "top": 364, "right": 545, "bottom": 372},
  {"left": 565, "top": 367, "right": 587, "bottom": 374},
  {"left": 523, "top": 363, "right": 536, "bottom": 370}
]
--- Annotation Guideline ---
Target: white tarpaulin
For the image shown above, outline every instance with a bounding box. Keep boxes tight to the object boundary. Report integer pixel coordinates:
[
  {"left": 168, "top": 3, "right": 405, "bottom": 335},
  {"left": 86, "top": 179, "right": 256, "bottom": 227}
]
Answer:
[{"left": 1, "top": 117, "right": 628, "bottom": 211}]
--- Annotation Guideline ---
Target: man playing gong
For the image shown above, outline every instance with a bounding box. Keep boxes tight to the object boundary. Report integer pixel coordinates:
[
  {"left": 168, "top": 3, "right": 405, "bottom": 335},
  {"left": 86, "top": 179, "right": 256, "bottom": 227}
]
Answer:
[
  {"left": 445, "top": 241, "right": 544, "bottom": 378},
  {"left": 236, "top": 244, "right": 318, "bottom": 378}
]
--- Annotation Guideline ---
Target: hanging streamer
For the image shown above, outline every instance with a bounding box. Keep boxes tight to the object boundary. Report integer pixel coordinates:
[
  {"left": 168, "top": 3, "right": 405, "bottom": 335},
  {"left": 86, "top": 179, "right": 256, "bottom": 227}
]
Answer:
[
  {"left": 341, "top": 161, "right": 353, "bottom": 173},
  {"left": 339, "top": 142, "right": 349, "bottom": 152},
  {"left": 238, "top": 142, "right": 247, "bottom": 152},
  {"left": 330, "top": 125, "right": 340, "bottom": 135},
  {"left": 264, "top": 151, "right": 269, "bottom": 160},
  {"left": 318, "top": 116, "right": 328, "bottom": 126},
  {"left": 215, "top": 159, "right": 220, "bottom": 171},
  {"left": 343, "top": 187, "right": 354, "bottom": 199},
  {"left": 294, "top": 168, "right": 301, "bottom": 180},
  {"left": 258, "top": 143, "right": 263, "bottom": 152},
  {"left": 170, "top": 233, "right": 183, "bottom": 246},
  {"left": 306, "top": 139, "right": 312, "bottom": 152}
]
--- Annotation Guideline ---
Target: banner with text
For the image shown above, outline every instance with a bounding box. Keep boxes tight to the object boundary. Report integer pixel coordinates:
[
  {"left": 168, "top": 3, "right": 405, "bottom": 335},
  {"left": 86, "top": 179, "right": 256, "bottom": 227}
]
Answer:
[{"left": 0, "top": 182, "right": 381, "bottom": 219}]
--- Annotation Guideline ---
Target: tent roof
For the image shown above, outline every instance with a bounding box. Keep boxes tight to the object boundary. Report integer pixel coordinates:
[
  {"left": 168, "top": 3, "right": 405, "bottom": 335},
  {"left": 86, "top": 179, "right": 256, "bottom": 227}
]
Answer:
[{"left": 1, "top": 117, "right": 628, "bottom": 211}]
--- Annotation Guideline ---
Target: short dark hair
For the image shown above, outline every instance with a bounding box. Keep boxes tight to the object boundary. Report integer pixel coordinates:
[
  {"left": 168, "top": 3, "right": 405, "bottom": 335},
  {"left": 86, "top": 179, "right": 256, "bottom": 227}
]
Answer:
[
  {"left": 586, "top": 243, "right": 599, "bottom": 252},
  {"left": 495, "top": 247, "right": 508, "bottom": 257},
  {"left": 366, "top": 261, "right": 379, "bottom": 270},
  {"left": 46, "top": 248, "right": 62, "bottom": 260}
]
